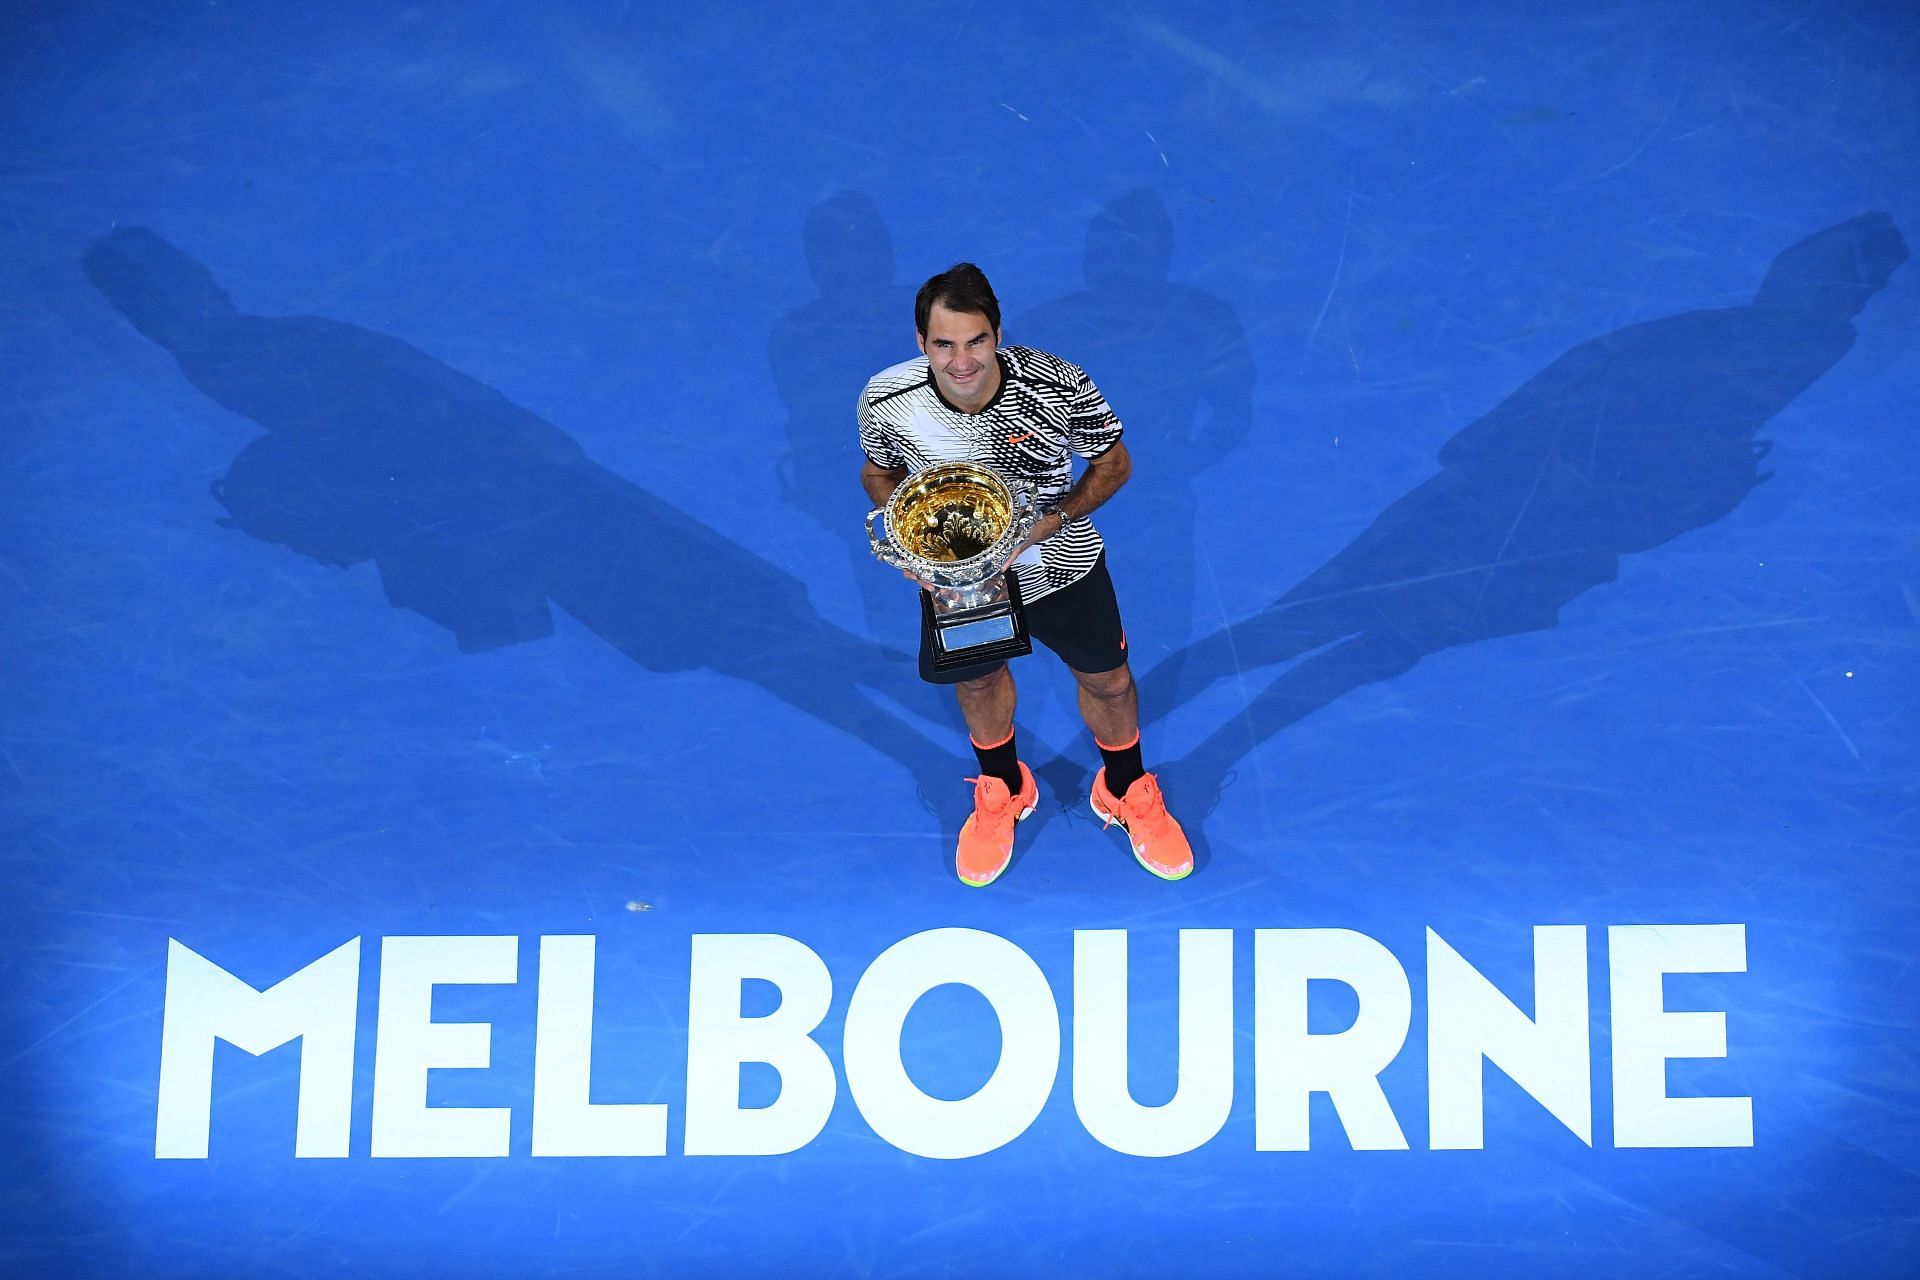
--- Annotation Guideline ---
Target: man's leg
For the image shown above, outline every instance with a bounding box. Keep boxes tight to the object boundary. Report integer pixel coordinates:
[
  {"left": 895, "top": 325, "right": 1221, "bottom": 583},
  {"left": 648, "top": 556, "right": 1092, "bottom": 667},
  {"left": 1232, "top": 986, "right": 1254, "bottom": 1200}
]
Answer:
[
  {"left": 942, "top": 662, "right": 1036, "bottom": 888},
  {"left": 954, "top": 663, "right": 1018, "bottom": 746},
  {"left": 1010, "top": 557, "right": 1193, "bottom": 881},
  {"left": 1071, "top": 660, "right": 1138, "bottom": 750},
  {"left": 1074, "top": 659, "right": 1193, "bottom": 882},
  {"left": 1072, "top": 660, "right": 1145, "bottom": 799}
]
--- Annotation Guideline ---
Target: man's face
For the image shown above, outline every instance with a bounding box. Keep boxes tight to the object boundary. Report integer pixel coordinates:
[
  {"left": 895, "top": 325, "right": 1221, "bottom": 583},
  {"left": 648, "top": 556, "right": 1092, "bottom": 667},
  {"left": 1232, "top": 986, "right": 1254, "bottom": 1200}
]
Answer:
[{"left": 917, "top": 302, "right": 1001, "bottom": 411}]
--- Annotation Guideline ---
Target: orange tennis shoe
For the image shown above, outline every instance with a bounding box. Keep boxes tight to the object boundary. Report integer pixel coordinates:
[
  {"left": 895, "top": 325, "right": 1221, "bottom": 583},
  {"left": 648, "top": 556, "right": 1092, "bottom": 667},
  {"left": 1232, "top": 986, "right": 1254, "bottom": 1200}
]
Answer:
[
  {"left": 956, "top": 762, "right": 1037, "bottom": 887},
  {"left": 1090, "top": 769, "right": 1193, "bottom": 881}
]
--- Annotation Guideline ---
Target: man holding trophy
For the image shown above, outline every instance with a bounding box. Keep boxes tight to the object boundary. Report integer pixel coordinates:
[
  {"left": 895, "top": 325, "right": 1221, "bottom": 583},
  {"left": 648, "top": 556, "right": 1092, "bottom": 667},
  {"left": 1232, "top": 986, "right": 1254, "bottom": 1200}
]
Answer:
[{"left": 859, "top": 263, "right": 1193, "bottom": 887}]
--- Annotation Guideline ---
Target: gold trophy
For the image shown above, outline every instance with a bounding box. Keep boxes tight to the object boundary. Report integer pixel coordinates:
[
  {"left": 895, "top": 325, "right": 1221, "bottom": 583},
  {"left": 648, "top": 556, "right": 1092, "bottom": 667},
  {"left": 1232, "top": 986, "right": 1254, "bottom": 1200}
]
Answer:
[{"left": 866, "top": 461, "right": 1040, "bottom": 670}]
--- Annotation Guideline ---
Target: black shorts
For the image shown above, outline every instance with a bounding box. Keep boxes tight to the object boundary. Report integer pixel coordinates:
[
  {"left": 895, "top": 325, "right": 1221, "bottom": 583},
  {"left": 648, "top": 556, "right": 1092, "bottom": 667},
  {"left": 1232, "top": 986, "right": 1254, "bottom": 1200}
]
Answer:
[{"left": 919, "top": 554, "right": 1128, "bottom": 685}]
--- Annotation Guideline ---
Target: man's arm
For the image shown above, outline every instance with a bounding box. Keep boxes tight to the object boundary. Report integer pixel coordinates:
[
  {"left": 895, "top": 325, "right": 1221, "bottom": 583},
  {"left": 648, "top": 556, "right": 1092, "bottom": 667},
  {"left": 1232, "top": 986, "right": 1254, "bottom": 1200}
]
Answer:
[
  {"left": 1019, "top": 439, "right": 1132, "bottom": 550},
  {"left": 862, "top": 458, "right": 908, "bottom": 509}
]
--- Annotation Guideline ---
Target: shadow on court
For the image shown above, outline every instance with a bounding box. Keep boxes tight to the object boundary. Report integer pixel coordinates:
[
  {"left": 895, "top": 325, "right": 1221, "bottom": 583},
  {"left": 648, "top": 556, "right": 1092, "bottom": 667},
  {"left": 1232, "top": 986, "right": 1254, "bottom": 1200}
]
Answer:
[
  {"left": 1018, "top": 187, "right": 1256, "bottom": 658},
  {"left": 767, "top": 190, "right": 921, "bottom": 644},
  {"left": 1140, "top": 213, "right": 1908, "bottom": 817},
  {"left": 82, "top": 226, "right": 952, "bottom": 820},
  {"left": 1012, "top": 189, "right": 1256, "bottom": 834}
]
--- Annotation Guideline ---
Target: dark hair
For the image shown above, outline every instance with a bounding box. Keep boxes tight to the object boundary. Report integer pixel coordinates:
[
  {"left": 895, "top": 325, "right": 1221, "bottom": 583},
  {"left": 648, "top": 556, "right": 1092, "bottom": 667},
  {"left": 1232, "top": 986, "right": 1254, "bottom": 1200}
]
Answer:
[{"left": 915, "top": 262, "right": 1001, "bottom": 336}]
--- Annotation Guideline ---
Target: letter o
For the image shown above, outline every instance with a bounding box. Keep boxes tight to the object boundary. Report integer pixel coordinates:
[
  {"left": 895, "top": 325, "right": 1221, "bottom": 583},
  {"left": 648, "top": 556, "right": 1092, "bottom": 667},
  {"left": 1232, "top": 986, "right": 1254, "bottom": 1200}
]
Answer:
[{"left": 844, "top": 928, "right": 1060, "bottom": 1159}]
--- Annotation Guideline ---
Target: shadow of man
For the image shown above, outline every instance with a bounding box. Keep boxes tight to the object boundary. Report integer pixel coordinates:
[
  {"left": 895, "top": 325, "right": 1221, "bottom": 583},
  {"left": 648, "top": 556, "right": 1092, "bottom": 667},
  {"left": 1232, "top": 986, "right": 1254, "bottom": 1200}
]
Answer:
[
  {"left": 82, "top": 226, "right": 948, "bottom": 799},
  {"left": 1018, "top": 188, "right": 1256, "bottom": 660},
  {"left": 1141, "top": 212, "right": 1907, "bottom": 815},
  {"left": 767, "top": 191, "right": 920, "bottom": 642}
]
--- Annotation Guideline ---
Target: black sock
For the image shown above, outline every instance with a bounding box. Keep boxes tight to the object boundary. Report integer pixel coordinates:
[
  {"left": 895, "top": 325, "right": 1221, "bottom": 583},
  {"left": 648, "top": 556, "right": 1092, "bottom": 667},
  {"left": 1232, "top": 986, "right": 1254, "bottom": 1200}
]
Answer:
[
  {"left": 971, "top": 730, "right": 1023, "bottom": 796},
  {"left": 1098, "top": 733, "right": 1145, "bottom": 799}
]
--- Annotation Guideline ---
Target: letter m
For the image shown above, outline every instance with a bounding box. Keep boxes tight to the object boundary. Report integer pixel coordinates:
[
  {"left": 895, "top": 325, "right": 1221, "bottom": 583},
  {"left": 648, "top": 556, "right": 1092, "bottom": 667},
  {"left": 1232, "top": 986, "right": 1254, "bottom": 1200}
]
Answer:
[{"left": 156, "top": 938, "right": 361, "bottom": 1159}]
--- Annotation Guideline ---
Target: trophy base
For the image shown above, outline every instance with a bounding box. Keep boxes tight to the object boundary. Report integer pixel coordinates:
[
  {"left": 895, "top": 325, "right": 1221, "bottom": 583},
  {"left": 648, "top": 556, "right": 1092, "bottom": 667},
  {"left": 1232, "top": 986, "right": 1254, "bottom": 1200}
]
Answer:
[{"left": 921, "top": 574, "right": 1033, "bottom": 672}]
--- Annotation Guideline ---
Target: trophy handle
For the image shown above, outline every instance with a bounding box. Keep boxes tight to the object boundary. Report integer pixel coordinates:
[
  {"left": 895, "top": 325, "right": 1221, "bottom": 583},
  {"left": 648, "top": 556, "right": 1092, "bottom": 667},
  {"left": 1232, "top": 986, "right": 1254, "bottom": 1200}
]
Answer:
[
  {"left": 1010, "top": 484, "right": 1040, "bottom": 539},
  {"left": 866, "top": 507, "right": 908, "bottom": 569}
]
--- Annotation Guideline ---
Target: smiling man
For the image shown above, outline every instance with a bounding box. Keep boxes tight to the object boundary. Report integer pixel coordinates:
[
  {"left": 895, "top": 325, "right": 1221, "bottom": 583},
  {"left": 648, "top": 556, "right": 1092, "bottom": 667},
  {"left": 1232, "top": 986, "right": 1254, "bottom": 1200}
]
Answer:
[{"left": 858, "top": 263, "right": 1193, "bottom": 886}]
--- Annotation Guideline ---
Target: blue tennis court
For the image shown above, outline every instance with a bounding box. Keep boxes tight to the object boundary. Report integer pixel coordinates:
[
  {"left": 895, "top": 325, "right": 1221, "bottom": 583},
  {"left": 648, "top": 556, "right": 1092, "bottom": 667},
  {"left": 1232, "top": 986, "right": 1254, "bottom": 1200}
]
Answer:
[{"left": 4, "top": 1, "right": 1917, "bottom": 1275}]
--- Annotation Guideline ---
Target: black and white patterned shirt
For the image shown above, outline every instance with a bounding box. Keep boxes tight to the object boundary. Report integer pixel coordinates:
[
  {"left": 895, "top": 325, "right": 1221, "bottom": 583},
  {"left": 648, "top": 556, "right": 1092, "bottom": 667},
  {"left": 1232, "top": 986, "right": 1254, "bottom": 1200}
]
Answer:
[{"left": 858, "top": 345, "right": 1123, "bottom": 603}]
